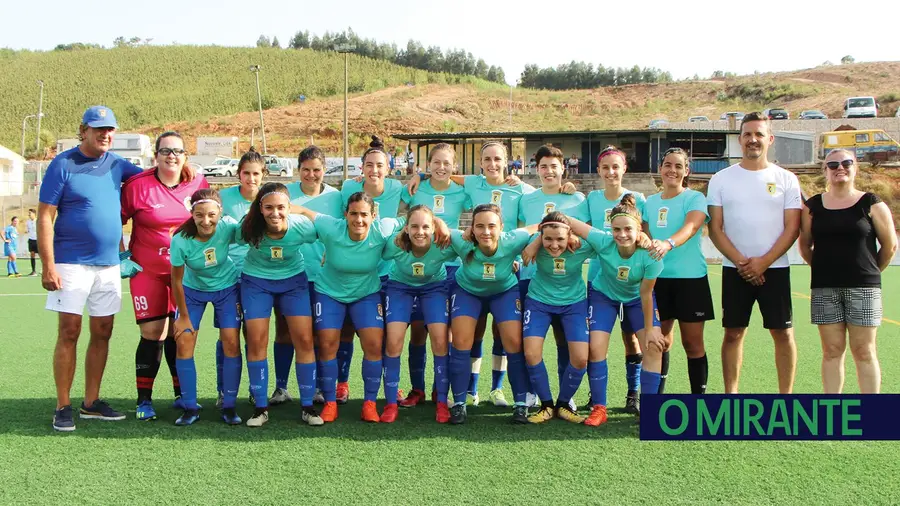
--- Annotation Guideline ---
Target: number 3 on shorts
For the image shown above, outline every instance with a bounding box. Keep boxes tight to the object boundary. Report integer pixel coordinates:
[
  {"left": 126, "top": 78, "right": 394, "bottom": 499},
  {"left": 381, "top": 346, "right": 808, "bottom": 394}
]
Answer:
[
  {"left": 133, "top": 295, "right": 148, "bottom": 311},
  {"left": 523, "top": 310, "right": 531, "bottom": 325}
]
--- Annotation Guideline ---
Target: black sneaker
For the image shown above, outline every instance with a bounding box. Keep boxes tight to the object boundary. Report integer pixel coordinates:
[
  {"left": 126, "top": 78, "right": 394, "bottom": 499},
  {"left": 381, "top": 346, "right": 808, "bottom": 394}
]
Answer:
[
  {"left": 80, "top": 399, "right": 126, "bottom": 421},
  {"left": 624, "top": 394, "right": 640, "bottom": 415},
  {"left": 511, "top": 404, "right": 529, "bottom": 424},
  {"left": 449, "top": 403, "right": 467, "bottom": 425},
  {"left": 53, "top": 405, "right": 76, "bottom": 432}
]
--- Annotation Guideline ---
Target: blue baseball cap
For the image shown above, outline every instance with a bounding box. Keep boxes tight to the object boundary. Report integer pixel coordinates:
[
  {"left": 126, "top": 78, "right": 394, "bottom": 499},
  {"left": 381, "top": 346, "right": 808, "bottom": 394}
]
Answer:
[{"left": 82, "top": 106, "right": 118, "bottom": 128}]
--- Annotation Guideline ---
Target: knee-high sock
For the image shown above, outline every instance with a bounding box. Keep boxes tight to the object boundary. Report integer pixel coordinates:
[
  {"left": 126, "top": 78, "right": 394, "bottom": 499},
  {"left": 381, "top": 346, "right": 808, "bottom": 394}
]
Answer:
[
  {"left": 505, "top": 352, "right": 530, "bottom": 404},
  {"left": 30, "top": 257, "right": 36, "bottom": 273},
  {"left": 640, "top": 369, "right": 662, "bottom": 395},
  {"left": 557, "top": 363, "right": 586, "bottom": 405},
  {"left": 434, "top": 354, "right": 449, "bottom": 403},
  {"left": 526, "top": 360, "right": 553, "bottom": 403},
  {"left": 222, "top": 355, "right": 242, "bottom": 409},
  {"left": 273, "top": 342, "right": 294, "bottom": 390},
  {"left": 361, "top": 359, "right": 382, "bottom": 402},
  {"left": 337, "top": 341, "right": 354, "bottom": 383},
  {"left": 450, "top": 347, "right": 471, "bottom": 405},
  {"left": 491, "top": 335, "right": 507, "bottom": 391},
  {"left": 175, "top": 358, "right": 198, "bottom": 410},
  {"left": 625, "top": 353, "right": 642, "bottom": 394},
  {"left": 163, "top": 338, "right": 181, "bottom": 398},
  {"left": 319, "top": 358, "right": 338, "bottom": 402},
  {"left": 687, "top": 355, "right": 709, "bottom": 394},
  {"left": 468, "top": 340, "right": 483, "bottom": 395},
  {"left": 6, "top": 261, "right": 12, "bottom": 275},
  {"left": 247, "top": 360, "right": 269, "bottom": 409},
  {"left": 658, "top": 350, "right": 670, "bottom": 394},
  {"left": 215, "top": 340, "right": 224, "bottom": 394},
  {"left": 408, "top": 342, "right": 427, "bottom": 392},
  {"left": 135, "top": 338, "right": 163, "bottom": 402},
  {"left": 295, "top": 361, "right": 316, "bottom": 407},
  {"left": 383, "top": 355, "right": 401, "bottom": 405},
  {"left": 588, "top": 360, "right": 609, "bottom": 407}
]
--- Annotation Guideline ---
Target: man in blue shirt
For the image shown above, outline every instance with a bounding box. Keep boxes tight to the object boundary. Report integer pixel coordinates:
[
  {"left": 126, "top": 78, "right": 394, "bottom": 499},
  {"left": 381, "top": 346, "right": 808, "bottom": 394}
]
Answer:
[{"left": 39, "top": 106, "right": 143, "bottom": 431}]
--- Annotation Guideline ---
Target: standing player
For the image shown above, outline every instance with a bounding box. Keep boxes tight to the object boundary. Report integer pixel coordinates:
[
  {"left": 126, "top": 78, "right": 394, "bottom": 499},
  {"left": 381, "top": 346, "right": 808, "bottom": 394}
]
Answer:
[
  {"left": 121, "top": 131, "right": 208, "bottom": 421},
  {"left": 707, "top": 112, "right": 802, "bottom": 394},
  {"left": 3, "top": 216, "right": 20, "bottom": 277},
  {"left": 26, "top": 209, "right": 39, "bottom": 276}
]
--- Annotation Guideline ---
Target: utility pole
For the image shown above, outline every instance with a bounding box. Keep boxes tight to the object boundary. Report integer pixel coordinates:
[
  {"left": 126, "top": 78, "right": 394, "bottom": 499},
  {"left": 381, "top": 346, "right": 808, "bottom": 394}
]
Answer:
[
  {"left": 248, "top": 65, "right": 267, "bottom": 154},
  {"left": 36, "top": 80, "right": 44, "bottom": 157},
  {"left": 21, "top": 114, "right": 38, "bottom": 158},
  {"left": 335, "top": 43, "right": 356, "bottom": 180}
]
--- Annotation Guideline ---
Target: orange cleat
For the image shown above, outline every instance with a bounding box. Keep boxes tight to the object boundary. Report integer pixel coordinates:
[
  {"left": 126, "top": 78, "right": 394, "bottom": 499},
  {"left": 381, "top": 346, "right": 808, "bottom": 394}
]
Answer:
[
  {"left": 321, "top": 401, "right": 338, "bottom": 423},
  {"left": 335, "top": 382, "right": 350, "bottom": 404},
  {"left": 584, "top": 405, "right": 608, "bottom": 427},
  {"left": 435, "top": 402, "right": 450, "bottom": 424},
  {"left": 399, "top": 389, "right": 426, "bottom": 408},
  {"left": 380, "top": 403, "right": 399, "bottom": 423},
  {"left": 361, "top": 400, "right": 380, "bottom": 423}
]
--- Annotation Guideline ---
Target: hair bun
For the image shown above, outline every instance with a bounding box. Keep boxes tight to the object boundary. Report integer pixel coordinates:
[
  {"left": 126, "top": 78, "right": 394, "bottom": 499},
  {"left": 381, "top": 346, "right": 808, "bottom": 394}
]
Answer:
[
  {"left": 369, "top": 135, "right": 384, "bottom": 150},
  {"left": 619, "top": 193, "right": 636, "bottom": 207},
  {"left": 248, "top": 146, "right": 257, "bottom": 153}
]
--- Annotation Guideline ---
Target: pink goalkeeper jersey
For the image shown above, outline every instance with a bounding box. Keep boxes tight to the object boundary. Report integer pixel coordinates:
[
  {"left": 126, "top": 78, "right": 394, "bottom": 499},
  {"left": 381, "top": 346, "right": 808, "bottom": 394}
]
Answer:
[{"left": 121, "top": 169, "right": 209, "bottom": 275}]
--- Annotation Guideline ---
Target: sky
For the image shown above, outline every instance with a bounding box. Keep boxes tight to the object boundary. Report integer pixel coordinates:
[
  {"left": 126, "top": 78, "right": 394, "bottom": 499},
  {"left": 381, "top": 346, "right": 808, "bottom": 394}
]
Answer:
[{"left": 3, "top": 0, "right": 898, "bottom": 84}]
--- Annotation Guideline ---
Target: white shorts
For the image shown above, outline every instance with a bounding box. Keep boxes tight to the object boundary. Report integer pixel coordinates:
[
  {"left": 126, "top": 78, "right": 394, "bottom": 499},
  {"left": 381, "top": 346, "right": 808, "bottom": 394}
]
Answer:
[{"left": 45, "top": 264, "right": 122, "bottom": 317}]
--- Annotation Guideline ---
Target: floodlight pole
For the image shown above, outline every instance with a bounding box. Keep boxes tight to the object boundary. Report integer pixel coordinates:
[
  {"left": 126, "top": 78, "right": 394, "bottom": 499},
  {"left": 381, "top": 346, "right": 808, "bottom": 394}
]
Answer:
[
  {"left": 335, "top": 43, "right": 356, "bottom": 180},
  {"left": 36, "top": 80, "right": 44, "bottom": 156},
  {"left": 249, "top": 65, "right": 267, "bottom": 154}
]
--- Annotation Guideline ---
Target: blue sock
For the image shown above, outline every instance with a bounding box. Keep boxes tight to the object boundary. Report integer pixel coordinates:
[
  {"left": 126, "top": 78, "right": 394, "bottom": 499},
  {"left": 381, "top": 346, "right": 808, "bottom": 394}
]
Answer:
[
  {"left": 505, "top": 352, "right": 529, "bottom": 405},
  {"left": 11, "top": 260, "right": 18, "bottom": 274},
  {"left": 449, "top": 347, "right": 471, "bottom": 404},
  {"left": 490, "top": 337, "right": 507, "bottom": 391},
  {"left": 215, "top": 340, "right": 224, "bottom": 394},
  {"left": 222, "top": 355, "right": 242, "bottom": 409},
  {"left": 273, "top": 342, "right": 293, "bottom": 390},
  {"left": 175, "top": 358, "right": 198, "bottom": 410},
  {"left": 361, "top": 359, "right": 382, "bottom": 402},
  {"left": 337, "top": 341, "right": 354, "bottom": 383},
  {"left": 557, "top": 344, "right": 569, "bottom": 389},
  {"left": 319, "top": 358, "right": 337, "bottom": 402},
  {"left": 626, "top": 354, "right": 642, "bottom": 393},
  {"left": 6, "top": 261, "right": 12, "bottom": 275},
  {"left": 408, "top": 343, "right": 427, "bottom": 392},
  {"left": 468, "top": 339, "right": 483, "bottom": 395},
  {"left": 588, "top": 360, "right": 609, "bottom": 406},
  {"left": 295, "top": 361, "right": 316, "bottom": 407},
  {"left": 641, "top": 370, "right": 662, "bottom": 395},
  {"left": 526, "top": 360, "right": 552, "bottom": 403},
  {"left": 247, "top": 360, "right": 269, "bottom": 408},
  {"left": 383, "top": 355, "right": 401, "bottom": 406},
  {"left": 434, "top": 354, "right": 449, "bottom": 403},
  {"left": 558, "top": 363, "right": 586, "bottom": 404}
]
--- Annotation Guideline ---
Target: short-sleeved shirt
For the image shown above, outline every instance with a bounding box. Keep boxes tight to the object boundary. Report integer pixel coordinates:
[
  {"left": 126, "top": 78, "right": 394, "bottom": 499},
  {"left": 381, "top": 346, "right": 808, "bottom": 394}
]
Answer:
[
  {"left": 590, "top": 243, "right": 663, "bottom": 303},
  {"left": 463, "top": 175, "right": 535, "bottom": 230},
  {"left": 574, "top": 188, "right": 647, "bottom": 282},
  {"left": 450, "top": 228, "right": 533, "bottom": 297},
  {"left": 341, "top": 177, "right": 404, "bottom": 277},
  {"left": 314, "top": 215, "right": 403, "bottom": 303},
  {"left": 237, "top": 214, "right": 317, "bottom": 280},
  {"left": 644, "top": 189, "right": 709, "bottom": 279},
  {"left": 383, "top": 237, "right": 458, "bottom": 287},
  {"left": 706, "top": 163, "right": 802, "bottom": 268},
  {"left": 39, "top": 148, "right": 143, "bottom": 266},
  {"left": 4, "top": 225, "right": 17, "bottom": 244},
  {"left": 219, "top": 185, "right": 254, "bottom": 271},
  {"left": 287, "top": 183, "right": 343, "bottom": 283},
  {"left": 529, "top": 229, "right": 612, "bottom": 306},
  {"left": 121, "top": 169, "right": 210, "bottom": 276},
  {"left": 517, "top": 189, "right": 586, "bottom": 280},
  {"left": 169, "top": 216, "right": 240, "bottom": 291},
  {"left": 401, "top": 180, "right": 469, "bottom": 230},
  {"left": 25, "top": 219, "right": 36, "bottom": 240}
]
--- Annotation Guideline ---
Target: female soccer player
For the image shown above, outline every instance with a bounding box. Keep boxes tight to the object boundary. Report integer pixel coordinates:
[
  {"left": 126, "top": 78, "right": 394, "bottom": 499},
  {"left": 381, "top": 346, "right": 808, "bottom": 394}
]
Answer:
[
  {"left": 238, "top": 182, "right": 321, "bottom": 427},
  {"left": 382, "top": 205, "right": 457, "bottom": 422},
  {"left": 3, "top": 216, "right": 20, "bottom": 277},
  {"left": 169, "top": 189, "right": 242, "bottom": 425},
  {"left": 120, "top": 132, "right": 207, "bottom": 421},
  {"left": 581, "top": 194, "right": 664, "bottom": 426},
  {"left": 571, "top": 145, "right": 647, "bottom": 414},
  {"left": 644, "top": 148, "right": 713, "bottom": 394}
]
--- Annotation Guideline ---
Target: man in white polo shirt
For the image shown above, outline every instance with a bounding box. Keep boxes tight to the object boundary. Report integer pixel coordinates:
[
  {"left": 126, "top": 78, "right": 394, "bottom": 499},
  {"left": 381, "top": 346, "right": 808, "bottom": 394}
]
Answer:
[{"left": 707, "top": 112, "right": 802, "bottom": 393}]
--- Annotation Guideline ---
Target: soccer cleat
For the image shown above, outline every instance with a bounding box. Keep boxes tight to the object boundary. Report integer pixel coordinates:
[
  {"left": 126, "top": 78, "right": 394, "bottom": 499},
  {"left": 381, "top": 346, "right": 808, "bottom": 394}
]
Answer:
[
  {"left": 172, "top": 396, "right": 202, "bottom": 411},
  {"left": 511, "top": 403, "right": 529, "bottom": 424},
  {"left": 216, "top": 392, "right": 224, "bottom": 408},
  {"left": 136, "top": 400, "right": 157, "bottom": 421},
  {"left": 268, "top": 387, "right": 293, "bottom": 406},
  {"left": 489, "top": 389, "right": 509, "bottom": 407},
  {"left": 175, "top": 409, "right": 200, "bottom": 426},
  {"left": 80, "top": 399, "right": 126, "bottom": 421},
  {"left": 29, "top": 272, "right": 38, "bottom": 277},
  {"left": 246, "top": 409, "right": 269, "bottom": 427},
  {"left": 380, "top": 404, "right": 399, "bottom": 423},
  {"left": 248, "top": 393, "right": 256, "bottom": 406},
  {"left": 435, "top": 402, "right": 451, "bottom": 424},
  {"left": 524, "top": 392, "right": 539, "bottom": 408},
  {"left": 466, "top": 392, "right": 480, "bottom": 407},
  {"left": 361, "top": 400, "right": 380, "bottom": 423},
  {"left": 399, "top": 389, "right": 426, "bottom": 408},
  {"left": 53, "top": 406, "right": 76, "bottom": 432},
  {"left": 301, "top": 406, "right": 324, "bottom": 426},
  {"left": 584, "top": 405, "right": 609, "bottom": 427},
  {"left": 221, "top": 408, "right": 242, "bottom": 425},
  {"left": 528, "top": 406, "right": 555, "bottom": 424},
  {"left": 556, "top": 405, "right": 586, "bottom": 424},
  {"left": 624, "top": 394, "right": 640, "bottom": 415},
  {"left": 313, "top": 389, "right": 325, "bottom": 404},
  {"left": 321, "top": 401, "right": 338, "bottom": 423},
  {"left": 336, "top": 382, "right": 350, "bottom": 404},
  {"left": 449, "top": 403, "right": 467, "bottom": 425},
  {"left": 568, "top": 398, "right": 578, "bottom": 413}
]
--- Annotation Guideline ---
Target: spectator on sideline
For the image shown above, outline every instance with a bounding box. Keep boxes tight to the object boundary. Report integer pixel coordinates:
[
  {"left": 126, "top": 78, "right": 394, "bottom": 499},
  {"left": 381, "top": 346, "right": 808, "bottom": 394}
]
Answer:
[
  {"left": 406, "top": 145, "right": 415, "bottom": 175},
  {"left": 799, "top": 149, "right": 897, "bottom": 393},
  {"left": 567, "top": 154, "right": 579, "bottom": 177},
  {"left": 707, "top": 112, "right": 802, "bottom": 394},
  {"left": 26, "top": 209, "right": 39, "bottom": 276}
]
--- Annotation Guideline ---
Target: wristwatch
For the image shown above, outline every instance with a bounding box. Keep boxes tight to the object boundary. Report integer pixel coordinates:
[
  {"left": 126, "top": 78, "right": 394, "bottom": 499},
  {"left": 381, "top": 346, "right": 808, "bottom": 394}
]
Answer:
[{"left": 665, "top": 238, "right": 676, "bottom": 249}]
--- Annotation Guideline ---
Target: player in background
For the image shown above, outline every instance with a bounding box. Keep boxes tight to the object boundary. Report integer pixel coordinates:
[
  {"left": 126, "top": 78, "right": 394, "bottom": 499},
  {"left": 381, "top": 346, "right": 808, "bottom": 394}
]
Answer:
[
  {"left": 120, "top": 131, "right": 208, "bottom": 421},
  {"left": 26, "top": 209, "right": 39, "bottom": 276},
  {"left": 169, "top": 189, "right": 243, "bottom": 425},
  {"left": 3, "top": 216, "right": 20, "bottom": 277}
]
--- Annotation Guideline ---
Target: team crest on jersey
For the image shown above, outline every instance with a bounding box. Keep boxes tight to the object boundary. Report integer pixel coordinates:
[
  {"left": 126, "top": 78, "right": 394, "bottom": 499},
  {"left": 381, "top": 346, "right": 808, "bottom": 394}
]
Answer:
[
  {"left": 657, "top": 207, "right": 669, "bottom": 228},
  {"left": 373, "top": 202, "right": 380, "bottom": 218},
  {"left": 766, "top": 182, "right": 777, "bottom": 195},
  {"left": 482, "top": 262, "right": 496, "bottom": 280},
  {"left": 603, "top": 209, "right": 612, "bottom": 228},
  {"left": 553, "top": 257, "right": 566, "bottom": 274},
  {"left": 412, "top": 262, "right": 425, "bottom": 277},
  {"left": 543, "top": 202, "right": 556, "bottom": 216},
  {"left": 433, "top": 195, "right": 445, "bottom": 214},
  {"left": 616, "top": 266, "right": 630, "bottom": 281},
  {"left": 490, "top": 190, "right": 503, "bottom": 206},
  {"left": 183, "top": 197, "right": 192, "bottom": 211},
  {"left": 270, "top": 246, "right": 283, "bottom": 260},
  {"left": 203, "top": 247, "right": 217, "bottom": 267}
]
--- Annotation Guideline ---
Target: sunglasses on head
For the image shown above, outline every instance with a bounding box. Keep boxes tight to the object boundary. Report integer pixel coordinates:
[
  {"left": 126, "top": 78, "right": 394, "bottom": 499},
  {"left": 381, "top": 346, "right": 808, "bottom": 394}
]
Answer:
[
  {"left": 158, "top": 148, "right": 186, "bottom": 156},
  {"left": 825, "top": 159, "right": 854, "bottom": 170}
]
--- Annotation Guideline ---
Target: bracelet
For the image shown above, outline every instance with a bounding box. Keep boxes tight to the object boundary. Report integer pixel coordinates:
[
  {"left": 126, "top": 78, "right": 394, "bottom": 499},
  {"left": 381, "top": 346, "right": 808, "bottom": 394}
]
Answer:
[{"left": 666, "top": 238, "right": 676, "bottom": 249}]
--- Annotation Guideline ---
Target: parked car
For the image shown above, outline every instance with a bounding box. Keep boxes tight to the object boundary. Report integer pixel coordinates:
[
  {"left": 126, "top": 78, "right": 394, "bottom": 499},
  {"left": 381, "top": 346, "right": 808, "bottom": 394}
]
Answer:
[
  {"left": 720, "top": 111, "right": 745, "bottom": 121},
  {"left": 326, "top": 164, "right": 362, "bottom": 177},
  {"left": 799, "top": 110, "right": 828, "bottom": 120},
  {"left": 820, "top": 129, "right": 900, "bottom": 162},
  {"left": 763, "top": 108, "right": 789, "bottom": 120},
  {"left": 264, "top": 155, "right": 293, "bottom": 177},
  {"left": 203, "top": 158, "right": 239, "bottom": 177},
  {"left": 688, "top": 116, "right": 710, "bottom": 123},
  {"left": 843, "top": 96, "right": 878, "bottom": 118},
  {"left": 648, "top": 119, "right": 669, "bottom": 129}
]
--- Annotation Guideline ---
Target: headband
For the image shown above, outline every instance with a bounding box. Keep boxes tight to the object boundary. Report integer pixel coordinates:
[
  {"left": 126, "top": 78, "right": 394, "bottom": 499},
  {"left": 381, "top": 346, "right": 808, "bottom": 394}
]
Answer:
[
  {"left": 540, "top": 221, "right": 570, "bottom": 230},
  {"left": 191, "top": 199, "right": 221, "bottom": 209},
  {"left": 610, "top": 212, "right": 640, "bottom": 224},
  {"left": 259, "top": 191, "right": 285, "bottom": 204}
]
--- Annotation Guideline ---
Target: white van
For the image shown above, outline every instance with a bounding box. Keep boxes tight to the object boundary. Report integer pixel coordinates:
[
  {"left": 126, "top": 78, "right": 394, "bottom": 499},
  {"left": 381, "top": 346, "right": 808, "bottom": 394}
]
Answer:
[{"left": 843, "top": 96, "right": 878, "bottom": 118}]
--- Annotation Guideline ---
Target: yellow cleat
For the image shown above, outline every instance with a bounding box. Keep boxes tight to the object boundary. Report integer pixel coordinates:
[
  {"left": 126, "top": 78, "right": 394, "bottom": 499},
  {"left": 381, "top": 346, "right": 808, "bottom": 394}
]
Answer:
[
  {"left": 556, "top": 405, "right": 586, "bottom": 424},
  {"left": 527, "top": 406, "right": 554, "bottom": 424}
]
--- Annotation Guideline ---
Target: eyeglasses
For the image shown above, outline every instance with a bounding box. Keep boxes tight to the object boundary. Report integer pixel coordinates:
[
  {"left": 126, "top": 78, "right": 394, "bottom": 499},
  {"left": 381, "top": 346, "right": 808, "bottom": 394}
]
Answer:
[
  {"left": 158, "top": 148, "right": 186, "bottom": 157},
  {"left": 825, "top": 159, "right": 854, "bottom": 170}
]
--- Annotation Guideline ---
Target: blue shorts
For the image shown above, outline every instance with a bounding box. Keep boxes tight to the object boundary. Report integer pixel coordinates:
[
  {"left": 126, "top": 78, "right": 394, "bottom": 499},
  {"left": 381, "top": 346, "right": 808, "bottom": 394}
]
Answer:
[
  {"left": 451, "top": 285, "right": 521, "bottom": 324},
  {"left": 240, "top": 272, "right": 311, "bottom": 320},
  {"left": 313, "top": 291, "right": 384, "bottom": 331},
  {"left": 179, "top": 284, "right": 242, "bottom": 330},
  {"left": 523, "top": 297, "right": 589, "bottom": 343},
  {"left": 385, "top": 280, "right": 449, "bottom": 326},
  {"left": 588, "top": 288, "right": 659, "bottom": 334},
  {"left": 3, "top": 243, "right": 14, "bottom": 257}
]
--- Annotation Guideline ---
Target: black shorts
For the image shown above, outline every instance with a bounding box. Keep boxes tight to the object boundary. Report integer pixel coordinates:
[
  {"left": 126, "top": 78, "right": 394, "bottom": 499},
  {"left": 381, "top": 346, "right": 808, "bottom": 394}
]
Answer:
[
  {"left": 721, "top": 267, "right": 793, "bottom": 329},
  {"left": 655, "top": 276, "right": 715, "bottom": 323},
  {"left": 27, "top": 239, "right": 38, "bottom": 254}
]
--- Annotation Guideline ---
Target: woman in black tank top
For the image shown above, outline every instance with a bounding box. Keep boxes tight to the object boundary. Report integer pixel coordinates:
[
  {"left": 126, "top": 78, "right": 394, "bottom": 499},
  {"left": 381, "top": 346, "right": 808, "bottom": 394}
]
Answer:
[{"left": 798, "top": 149, "right": 897, "bottom": 394}]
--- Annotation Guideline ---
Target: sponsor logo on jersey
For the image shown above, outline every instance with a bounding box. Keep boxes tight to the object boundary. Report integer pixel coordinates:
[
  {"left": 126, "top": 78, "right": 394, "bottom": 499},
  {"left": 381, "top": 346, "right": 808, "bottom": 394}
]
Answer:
[
  {"left": 490, "top": 190, "right": 503, "bottom": 206},
  {"left": 657, "top": 207, "right": 669, "bottom": 228},
  {"left": 412, "top": 262, "right": 425, "bottom": 277},
  {"left": 270, "top": 246, "right": 283, "bottom": 260},
  {"left": 203, "top": 247, "right": 217, "bottom": 267},
  {"left": 543, "top": 202, "right": 556, "bottom": 216},
  {"left": 433, "top": 195, "right": 445, "bottom": 214},
  {"left": 616, "top": 266, "right": 630, "bottom": 281},
  {"left": 553, "top": 257, "right": 566, "bottom": 275},
  {"left": 482, "top": 262, "right": 496, "bottom": 280}
]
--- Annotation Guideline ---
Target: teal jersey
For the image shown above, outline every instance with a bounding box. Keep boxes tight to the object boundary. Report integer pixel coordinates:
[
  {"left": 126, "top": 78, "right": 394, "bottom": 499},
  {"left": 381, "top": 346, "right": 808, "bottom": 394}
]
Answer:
[
  {"left": 577, "top": 189, "right": 647, "bottom": 283},
  {"left": 401, "top": 179, "right": 470, "bottom": 229},
  {"left": 590, "top": 242, "right": 663, "bottom": 303},
  {"left": 169, "top": 216, "right": 240, "bottom": 292},
  {"left": 314, "top": 215, "right": 403, "bottom": 303},
  {"left": 450, "top": 228, "right": 533, "bottom": 297},
  {"left": 463, "top": 175, "right": 535, "bottom": 230},
  {"left": 517, "top": 189, "right": 586, "bottom": 281},
  {"left": 341, "top": 177, "right": 404, "bottom": 277},
  {"left": 238, "top": 215, "right": 317, "bottom": 280},
  {"left": 218, "top": 185, "right": 253, "bottom": 271},
  {"left": 383, "top": 237, "right": 458, "bottom": 287},
  {"left": 286, "top": 183, "right": 343, "bottom": 283},
  {"left": 529, "top": 229, "right": 613, "bottom": 306},
  {"left": 644, "top": 189, "right": 709, "bottom": 279}
]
